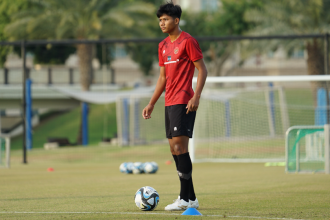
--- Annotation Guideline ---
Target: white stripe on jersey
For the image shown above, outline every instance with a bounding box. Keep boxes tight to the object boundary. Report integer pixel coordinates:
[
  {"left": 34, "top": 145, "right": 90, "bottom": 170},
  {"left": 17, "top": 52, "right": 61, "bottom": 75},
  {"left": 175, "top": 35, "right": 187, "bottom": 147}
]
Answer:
[{"left": 164, "top": 59, "right": 179, "bottom": 65}]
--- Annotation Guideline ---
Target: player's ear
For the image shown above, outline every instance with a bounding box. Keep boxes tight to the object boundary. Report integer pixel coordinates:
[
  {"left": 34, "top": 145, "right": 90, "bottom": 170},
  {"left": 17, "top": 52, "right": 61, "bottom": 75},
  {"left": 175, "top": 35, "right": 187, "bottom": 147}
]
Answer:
[{"left": 175, "top": 18, "right": 180, "bottom": 25}]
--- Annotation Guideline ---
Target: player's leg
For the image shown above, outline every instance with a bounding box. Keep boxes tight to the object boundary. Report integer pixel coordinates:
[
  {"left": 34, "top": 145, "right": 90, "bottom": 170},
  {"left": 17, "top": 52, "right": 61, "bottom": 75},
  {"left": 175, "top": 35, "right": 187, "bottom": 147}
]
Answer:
[
  {"left": 165, "top": 136, "right": 190, "bottom": 210},
  {"left": 171, "top": 135, "right": 191, "bottom": 202},
  {"left": 170, "top": 149, "right": 196, "bottom": 203},
  {"left": 165, "top": 105, "right": 198, "bottom": 210}
]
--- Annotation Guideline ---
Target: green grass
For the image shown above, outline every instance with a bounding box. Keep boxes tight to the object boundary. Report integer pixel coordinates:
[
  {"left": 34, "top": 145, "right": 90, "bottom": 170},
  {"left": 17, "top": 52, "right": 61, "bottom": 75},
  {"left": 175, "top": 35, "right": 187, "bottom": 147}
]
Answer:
[
  {"left": 11, "top": 103, "right": 117, "bottom": 150},
  {"left": 1, "top": 145, "right": 329, "bottom": 220}
]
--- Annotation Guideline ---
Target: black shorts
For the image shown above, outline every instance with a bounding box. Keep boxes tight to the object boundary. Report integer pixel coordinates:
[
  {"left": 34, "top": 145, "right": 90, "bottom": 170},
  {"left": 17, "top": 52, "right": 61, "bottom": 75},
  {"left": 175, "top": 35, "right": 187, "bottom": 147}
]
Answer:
[{"left": 165, "top": 104, "right": 196, "bottom": 139}]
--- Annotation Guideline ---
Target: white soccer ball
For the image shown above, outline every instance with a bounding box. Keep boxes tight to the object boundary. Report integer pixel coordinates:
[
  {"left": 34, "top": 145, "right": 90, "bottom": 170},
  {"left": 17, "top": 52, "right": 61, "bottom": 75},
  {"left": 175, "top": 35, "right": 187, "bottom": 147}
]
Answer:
[
  {"left": 125, "top": 162, "right": 134, "bottom": 174},
  {"left": 143, "top": 162, "right": 154, "bottom": 174},
  {"left": 132, "top": 162, "right": 143, "bottom": 174},
  {"left": 119, "top": 162, "right": 127, "bottom": 173},
  {"left": 134, "top": 186, "right": 160, "bottom": 211},
  {"left": 150, "top": 161, "right": 158, "bottom": 172},
  {"left": 144, "top": 162, "right": 158, "bottom": 174}
]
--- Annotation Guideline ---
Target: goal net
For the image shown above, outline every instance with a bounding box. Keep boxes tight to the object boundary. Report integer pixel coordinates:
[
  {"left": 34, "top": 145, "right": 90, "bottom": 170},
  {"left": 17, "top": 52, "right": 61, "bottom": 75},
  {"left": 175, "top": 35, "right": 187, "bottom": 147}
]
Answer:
[{"left": 116, "top": 75, "right": 330, "bottom": 163}]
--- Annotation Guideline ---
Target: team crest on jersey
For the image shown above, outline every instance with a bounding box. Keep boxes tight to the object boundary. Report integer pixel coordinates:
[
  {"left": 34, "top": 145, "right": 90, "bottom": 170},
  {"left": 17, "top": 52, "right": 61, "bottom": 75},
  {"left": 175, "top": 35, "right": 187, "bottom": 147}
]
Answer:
[
  {"left": 167, "top": 56, "right": 171, "bottom": 61},
  {"left": 174, "top": 47, "right": 179, "bottom": 54},
  {"left": 163, "top": 50, "right": 165, "bottom": 54}
]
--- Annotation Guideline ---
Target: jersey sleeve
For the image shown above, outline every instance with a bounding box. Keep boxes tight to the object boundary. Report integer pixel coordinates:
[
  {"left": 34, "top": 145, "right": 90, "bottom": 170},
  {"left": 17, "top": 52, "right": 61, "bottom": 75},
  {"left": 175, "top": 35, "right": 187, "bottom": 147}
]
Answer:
[
  {"left": 185, "top": 38, "right": 203, "bottom": 62},
  {"left": 158, "top": 45, "right": 164, "bottom": 67}
]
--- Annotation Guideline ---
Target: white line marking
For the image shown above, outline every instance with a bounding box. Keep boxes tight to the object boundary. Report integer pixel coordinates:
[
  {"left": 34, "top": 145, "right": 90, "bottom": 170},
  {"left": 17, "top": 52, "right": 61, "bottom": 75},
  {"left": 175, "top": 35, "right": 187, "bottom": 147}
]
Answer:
[
  {"left": 223, "top": 215, "right": 306, "bottom": 220},
  {"left": 0, "top": 211, "right": 306, "bottom": 219}
]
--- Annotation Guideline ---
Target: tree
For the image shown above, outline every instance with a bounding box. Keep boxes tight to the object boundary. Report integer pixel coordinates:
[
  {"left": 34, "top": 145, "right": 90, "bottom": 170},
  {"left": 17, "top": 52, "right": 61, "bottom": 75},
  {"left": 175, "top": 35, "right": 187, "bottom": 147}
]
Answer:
[
  {"left": 5, "top": 0, "right": 155, "bottom": 91},
  {"left": 4, "top": 0, "right": 155, "bottom": 144},
  {"left": 0, "top": 0, "right": 31, "bottom": 67},
  {"left": 182, "top": 0, "right": 263, "bottom": 76},
  {"left": 245, "top": 0, "right": 330, "bottom": 104},
  {"left": 124, "top": 17, "right": 161, "bottom": 77}
]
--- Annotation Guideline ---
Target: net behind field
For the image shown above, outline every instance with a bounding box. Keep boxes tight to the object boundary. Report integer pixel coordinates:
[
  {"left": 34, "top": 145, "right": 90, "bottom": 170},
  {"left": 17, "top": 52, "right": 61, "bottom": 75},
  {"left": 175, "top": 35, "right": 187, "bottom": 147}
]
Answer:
[
  {"left": 116, "top": 81, "right": 319, "bottom": 162},
  {"left": 194, "top": 82, "right": 315, "bottom": 162}
]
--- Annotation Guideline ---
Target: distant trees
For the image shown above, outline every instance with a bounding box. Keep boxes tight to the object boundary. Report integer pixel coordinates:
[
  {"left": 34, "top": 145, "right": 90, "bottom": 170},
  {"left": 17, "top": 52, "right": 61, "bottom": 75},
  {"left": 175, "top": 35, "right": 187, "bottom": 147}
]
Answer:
[
  {"left": 0, "top": 0, "right": 30, "bottom": 67},
  {"left": 245, "top": 0, "right": 330, "bottom": 103},
  {"left": 4, "top": 0, "right": 155, "bottom": 144},
  {"left": 4, "top": 0, "right": 155, "bottom": 91},
  {"left": 182, "top": 0, "right": 263, "bottom": 76}
]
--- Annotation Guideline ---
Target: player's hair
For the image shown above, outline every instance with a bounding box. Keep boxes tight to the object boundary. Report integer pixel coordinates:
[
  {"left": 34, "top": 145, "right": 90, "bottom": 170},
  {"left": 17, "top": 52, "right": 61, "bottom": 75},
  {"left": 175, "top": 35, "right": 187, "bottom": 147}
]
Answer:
[{"left": 156, "top": 1, "right": 182, "bottom": 20}]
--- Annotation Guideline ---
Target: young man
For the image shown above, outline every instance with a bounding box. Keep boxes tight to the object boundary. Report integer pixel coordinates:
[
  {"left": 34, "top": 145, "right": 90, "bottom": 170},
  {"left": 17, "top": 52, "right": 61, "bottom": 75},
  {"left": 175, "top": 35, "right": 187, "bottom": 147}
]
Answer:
[{"left": 142, "top": 2, "right": 207, "bottom": 211}]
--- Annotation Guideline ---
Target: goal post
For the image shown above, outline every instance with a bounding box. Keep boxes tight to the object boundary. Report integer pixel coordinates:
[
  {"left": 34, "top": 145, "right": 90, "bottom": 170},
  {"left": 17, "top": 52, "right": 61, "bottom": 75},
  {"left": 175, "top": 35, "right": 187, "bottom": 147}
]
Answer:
[
  {"left": 0, "top": 136, "right": 10, "bottom": 168},
  {"left": 190, "top": 75, "right": 330, "bottom": 163}
]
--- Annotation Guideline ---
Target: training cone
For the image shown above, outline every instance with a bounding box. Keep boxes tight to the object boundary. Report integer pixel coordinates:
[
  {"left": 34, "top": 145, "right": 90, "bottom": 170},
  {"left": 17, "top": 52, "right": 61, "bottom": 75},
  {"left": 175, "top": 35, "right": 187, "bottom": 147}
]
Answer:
[
  {"left": 181, "top": 208, "right": 202, "bottom": 216},
  {"left": 165, "top": 160, "right": 172, "bottom": 165}
]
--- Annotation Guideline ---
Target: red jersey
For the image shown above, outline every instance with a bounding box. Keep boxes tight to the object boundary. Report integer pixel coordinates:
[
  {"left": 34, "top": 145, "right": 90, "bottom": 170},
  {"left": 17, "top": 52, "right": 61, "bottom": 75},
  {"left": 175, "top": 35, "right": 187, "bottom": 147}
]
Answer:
[{"left": 158, "top": 31, "right": 203, "bottom": 106}]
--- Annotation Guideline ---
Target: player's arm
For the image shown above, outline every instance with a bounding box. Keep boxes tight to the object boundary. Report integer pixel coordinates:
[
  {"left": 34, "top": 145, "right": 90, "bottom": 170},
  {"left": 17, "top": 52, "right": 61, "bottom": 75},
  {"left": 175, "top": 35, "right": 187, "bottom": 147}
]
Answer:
[
  {"left": 142, "top": 66, "right": 166, "bottom": 119},
  {"left": 186, "top": 59, "right": 208, "bottom": 114}
]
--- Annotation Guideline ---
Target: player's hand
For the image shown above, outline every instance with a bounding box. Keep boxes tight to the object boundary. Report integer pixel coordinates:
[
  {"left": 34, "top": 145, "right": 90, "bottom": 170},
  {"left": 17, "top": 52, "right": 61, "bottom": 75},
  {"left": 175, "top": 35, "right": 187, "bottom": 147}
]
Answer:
[
  {"left": 186, "top": 95, "right": 199, "bottom": 114},
  {"left": 142, "top": 103, "right": 154, "bottom": 119}
]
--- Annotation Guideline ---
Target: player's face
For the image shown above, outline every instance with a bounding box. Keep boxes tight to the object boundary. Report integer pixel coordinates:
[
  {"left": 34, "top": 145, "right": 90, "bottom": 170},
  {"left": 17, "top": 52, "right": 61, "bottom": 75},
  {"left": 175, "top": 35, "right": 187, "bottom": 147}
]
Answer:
[{"left": 159, "top": 14, "right": 178, "bottom": 33}]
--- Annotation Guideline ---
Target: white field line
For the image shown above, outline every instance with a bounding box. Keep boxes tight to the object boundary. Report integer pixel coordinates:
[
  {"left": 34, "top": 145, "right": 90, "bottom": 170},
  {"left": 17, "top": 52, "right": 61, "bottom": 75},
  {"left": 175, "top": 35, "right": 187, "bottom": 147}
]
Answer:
[{"left": 0, "top": 211, "right": 306, "bottom": 220}]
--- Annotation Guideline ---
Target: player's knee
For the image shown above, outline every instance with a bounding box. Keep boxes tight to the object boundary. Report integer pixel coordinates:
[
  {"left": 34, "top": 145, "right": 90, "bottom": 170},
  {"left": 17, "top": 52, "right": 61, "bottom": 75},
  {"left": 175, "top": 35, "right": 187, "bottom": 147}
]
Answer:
[{"left": 173, "top": 143, "right": 184, "bottom": 154}]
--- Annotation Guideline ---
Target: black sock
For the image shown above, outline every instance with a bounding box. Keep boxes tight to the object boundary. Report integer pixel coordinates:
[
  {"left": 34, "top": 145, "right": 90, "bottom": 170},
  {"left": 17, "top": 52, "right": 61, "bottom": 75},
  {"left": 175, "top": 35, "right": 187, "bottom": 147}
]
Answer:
[
  {"left": 188, "top": 178, "right": 196, "bottom": 201},
  {"left": 173, "top": 154, "right": 196, "bottom": 201},
  {"left": 172, "top": 154, "right": 179, "bottom": 170},
  {"left": 177, "top": 152, "right": 193, "bottom": 202}
]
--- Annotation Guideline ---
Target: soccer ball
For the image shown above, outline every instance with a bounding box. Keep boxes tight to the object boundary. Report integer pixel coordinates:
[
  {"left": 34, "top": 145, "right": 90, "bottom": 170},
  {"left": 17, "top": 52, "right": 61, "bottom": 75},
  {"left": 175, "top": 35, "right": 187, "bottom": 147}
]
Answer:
[
  {"left": 119, "top": 162, "right": 127, "bottom": 173},
  {"left": 144, "top": 162, "right": 158, "bottom": 174},
  {"left": 119, "top": 162, "right": 134, "bottom": 174},
  {"left": 132, "top": 162, "right": 143, "bottom": 174},
  {"left": 125, "top": 162, "right": 134, "bottom": 174},
  {"left": 134, "top": 186, "right": 159, "bottom": 211},
  {"left": 150, "top": 161, "right": 158, "bottom": 172}
]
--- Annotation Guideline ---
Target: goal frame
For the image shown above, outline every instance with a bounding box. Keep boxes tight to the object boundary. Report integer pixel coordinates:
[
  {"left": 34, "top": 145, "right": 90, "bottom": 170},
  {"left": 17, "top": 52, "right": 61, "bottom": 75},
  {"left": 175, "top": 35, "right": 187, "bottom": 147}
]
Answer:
[
  {"left": 285, "top": 125, "right": 330, "bottom": 174},
  {"left": 189, "top": 75, "right": 330, "bottom": 163}
]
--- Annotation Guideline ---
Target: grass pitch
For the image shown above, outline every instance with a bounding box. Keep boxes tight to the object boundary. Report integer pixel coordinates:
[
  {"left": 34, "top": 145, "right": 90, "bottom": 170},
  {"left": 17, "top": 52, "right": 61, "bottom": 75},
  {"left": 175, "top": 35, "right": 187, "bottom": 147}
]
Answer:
[{"left": 1, "top": 145, "right": 330, "bottom": 220}]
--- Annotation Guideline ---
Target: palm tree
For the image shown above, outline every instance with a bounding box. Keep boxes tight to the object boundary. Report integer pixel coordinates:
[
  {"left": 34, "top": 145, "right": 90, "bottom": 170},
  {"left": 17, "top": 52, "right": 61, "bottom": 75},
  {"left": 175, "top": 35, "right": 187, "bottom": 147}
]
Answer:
[
  {"left": 4, "top": 0, "right": 155, "bottom": 144},
  {"left": 245, "top": 0, "right": 330, "bottom": 104},
  {"left": 5, "top": 0, "right": 154, "bottom": 91}
]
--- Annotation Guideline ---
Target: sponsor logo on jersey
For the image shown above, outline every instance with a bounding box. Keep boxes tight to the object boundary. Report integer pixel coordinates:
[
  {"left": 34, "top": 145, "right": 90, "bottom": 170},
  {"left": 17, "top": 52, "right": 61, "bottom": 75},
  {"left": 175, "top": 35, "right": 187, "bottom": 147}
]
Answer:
[
  {"left": 174, "top": 47, "right": 179, "bottom": 54},
  {"left": 163, "top": 50, "right": 165, "bottom": 54},
  {"left": 167, "top": 56, "right": 171, "bottom": 61}
]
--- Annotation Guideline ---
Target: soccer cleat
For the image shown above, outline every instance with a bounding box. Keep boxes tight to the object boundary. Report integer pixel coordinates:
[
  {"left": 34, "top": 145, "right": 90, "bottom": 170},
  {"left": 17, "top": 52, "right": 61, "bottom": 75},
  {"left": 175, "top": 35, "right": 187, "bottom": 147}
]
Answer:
[
  {"left": 164, "top": 197, "right": 189, "bottom": 211},
  {"left": 188, "top": 198, "right": 199, "bottom": 209}
]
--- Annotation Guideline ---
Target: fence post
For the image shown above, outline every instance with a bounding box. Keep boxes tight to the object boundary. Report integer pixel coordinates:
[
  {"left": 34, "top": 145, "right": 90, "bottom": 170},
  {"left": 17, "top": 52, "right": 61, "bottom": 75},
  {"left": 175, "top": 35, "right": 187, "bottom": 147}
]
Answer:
[
  {"left": 48, "top": 67, "right": 52, "bottom": 85},
  {"left": 4, "top": 68, "right": 8, "bottom": 84},
  {"left": 111, "top": 68, "right": 115, "bottom": 84},
  {"left": 324, "top": 33, "right": 329, "bottom": 124},
  {"left": 21, "top": 40, "right": 27, "bottom": 164},
  {"left": 25, "top": 78, "right": 32, "bottom": 150},
  {"left": 82, "top": 102, "right": 89, "bottom": 146},
  {"left": 69, "top": 68, "right": 74, "bottom": 84}
]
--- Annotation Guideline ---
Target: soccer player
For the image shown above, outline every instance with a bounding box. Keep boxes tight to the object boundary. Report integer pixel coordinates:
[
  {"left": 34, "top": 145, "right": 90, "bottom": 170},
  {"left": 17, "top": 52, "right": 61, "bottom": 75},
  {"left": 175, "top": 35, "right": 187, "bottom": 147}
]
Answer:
[{"left": 142, "top": 2, "right": 207, "bottom": 211}]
